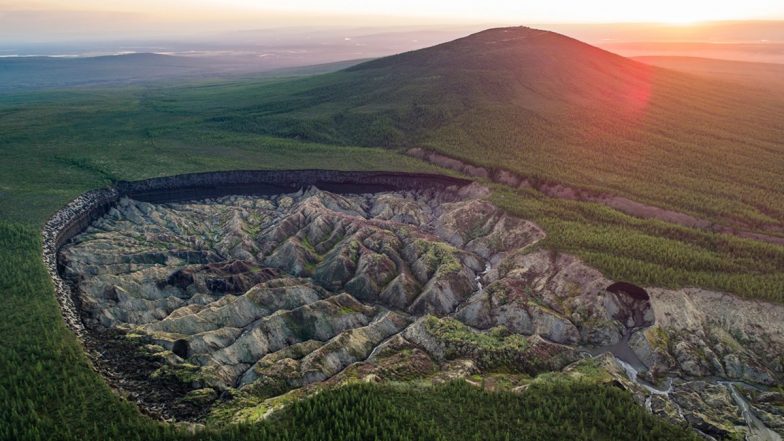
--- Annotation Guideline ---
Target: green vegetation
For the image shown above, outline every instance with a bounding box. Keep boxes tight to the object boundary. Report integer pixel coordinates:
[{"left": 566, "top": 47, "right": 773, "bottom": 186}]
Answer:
[
  {"left": 198, "top": 28, "right": 784, "bottom": 235},
  {"left": 424, "top": 316, "right": 529, "bottom": 370},
  {"left": 489, "top": 185, "right": 784, "bottom": 302},
  {"left": 412, "top": 240, "right": 463, "bottom": 274},
  {"left": 1, "top": 27, "right": 783, "bottom": 440},
  {"left": 490, "top": 185, "right": 784, "bottom": 302},
  {"left": 266, "top": 381, "right": 699, "bottom": 441},
  {"left": 425, "top": 316, "right": 527, "bottom": 352},
  {"left": 0, "top": 220, "right": 695, "bottom": 440},
  {"left": 0, "top": 81, "right": 436, "bottom": 224},
  {"left": 1, "top": 50, "right": 782, "bottom": 301}
]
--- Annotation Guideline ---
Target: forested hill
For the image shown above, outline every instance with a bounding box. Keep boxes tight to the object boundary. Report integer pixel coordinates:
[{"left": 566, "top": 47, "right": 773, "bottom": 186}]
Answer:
[{"left": 210, "top": 26, "right": 784, "bottom": 235}]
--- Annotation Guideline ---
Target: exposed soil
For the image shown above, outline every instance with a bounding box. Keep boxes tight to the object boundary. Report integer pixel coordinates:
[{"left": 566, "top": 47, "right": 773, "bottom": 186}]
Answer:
[
  {"left": 607, "top": 282, "right": 650, "bottom": 301},
  {"left": 407, "top": 148, "right": 784, "bottom": 246},
  {"left": 81, "top": 329, "right": 216, "bottom": 422},
  {"left": 42, "top": 170, "right": 784, "bottom": 437}
]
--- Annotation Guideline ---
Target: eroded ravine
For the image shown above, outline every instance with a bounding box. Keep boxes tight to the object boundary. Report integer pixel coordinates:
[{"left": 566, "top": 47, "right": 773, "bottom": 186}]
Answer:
[{"left": 54, "top": 180, "right": 784, "bottom": 437}]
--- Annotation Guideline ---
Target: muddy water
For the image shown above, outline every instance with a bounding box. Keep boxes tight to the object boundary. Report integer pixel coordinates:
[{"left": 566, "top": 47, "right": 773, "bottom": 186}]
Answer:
[{"left": 581, "top": 333, "right": 645, "bottom": 369}]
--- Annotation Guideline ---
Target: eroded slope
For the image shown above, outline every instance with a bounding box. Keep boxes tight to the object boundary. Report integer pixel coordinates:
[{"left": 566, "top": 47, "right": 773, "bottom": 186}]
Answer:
[{"left": 60, "top": 185, "right": 784, "bottom": 438}]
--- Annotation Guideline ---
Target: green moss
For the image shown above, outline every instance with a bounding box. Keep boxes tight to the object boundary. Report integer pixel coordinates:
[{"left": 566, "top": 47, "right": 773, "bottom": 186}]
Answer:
[
  {"left": 422, "top": 316, "right": 531, "bottom": 371},
  {"left": 337, "top": 305, "right": 358, "bottom": 315},
  {"left": 415, "top": 239, "right": 463, "bottom": 275},
  {"left": 243, "top": 224, "right": 261, "bottom": 237},
  {"left": 562, "top": 358, "right": 614, "bottom": 383},
  {"left": 243, "top": 213, "right": 264, "bottom": 237},
  {"left": 487, "top": 283, "right": 508, "bottom": 304},
  {"left": 645, "top": 326, "right": 671, "bottom": 353},
  {"left": 151, "top": 362, "right": 205, "bottom": 386},
  {"left": 181, "top": 388, "right": 218, "bottom": 405},
  {"left": 298, "top": 236, "right": 318, "bottom": 255},
  {"left": 425, "top": 316, "right": 526, "bottom": 351},
  {"left": 219, "top": 389, "right": 305, "bottom": 426},
  {"left": 242, "top": 377, "right": 296, "bottom": 401},
  {"left": 710, "top": 327, "right": 743, "bottom": 352}
]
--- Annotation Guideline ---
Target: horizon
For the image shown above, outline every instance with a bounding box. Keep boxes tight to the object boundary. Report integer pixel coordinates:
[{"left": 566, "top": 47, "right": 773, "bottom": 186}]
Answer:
[
  {"left": 2, "top": 20, "right": 784, "bottom": 66},
  {"left": 2, "top": 0, "right": 784, "bottom": 43}
]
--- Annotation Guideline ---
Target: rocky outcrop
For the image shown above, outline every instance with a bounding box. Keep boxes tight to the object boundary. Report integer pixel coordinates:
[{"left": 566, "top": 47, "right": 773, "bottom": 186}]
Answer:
[
  {"left": 116, "top": 169, "right": 471, "bottom": 203},
  {"left": 403, "top": 315, "right": 578, "bottom": 373},
  {"left": 44, "top": 171, "right": 471, "bottom": 333},
  {"left": 457, "top": 250, "right": 628, "bottom": 346},
  {"left": 43, "top": 188, "right": 119, "bottom": 336},
  {"left": 638, "top": 288, "right": 784, "bottom": 385},
  {"left": 51, "top": 175, "right": 784, "bottom": 436},
  {"left": 41, "top": 170, "right": 471, "bottom": 421},
  {"left": 60, "top": 186, "right": 554, "bottom": 397}
]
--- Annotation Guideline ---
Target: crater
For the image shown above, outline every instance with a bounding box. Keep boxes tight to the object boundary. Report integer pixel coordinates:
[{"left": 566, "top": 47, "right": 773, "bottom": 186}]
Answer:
[
  {"left": 48, "top": 172, "right": 784, "bottom": 436},
  {"left": 55, "top": 180, "right": 662, "bottom": 420},
  {"left": 59, "top": 183, "right": 574, "bottom": 417}
]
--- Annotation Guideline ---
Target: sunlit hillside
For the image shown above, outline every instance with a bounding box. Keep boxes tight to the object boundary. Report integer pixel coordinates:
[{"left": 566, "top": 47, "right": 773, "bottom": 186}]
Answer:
[{"left": 209, "top": 27, "right": 784, "bottom": 235}]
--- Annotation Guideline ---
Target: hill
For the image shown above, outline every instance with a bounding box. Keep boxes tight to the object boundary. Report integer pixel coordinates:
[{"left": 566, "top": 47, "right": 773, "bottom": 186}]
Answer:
[
  {"left": 2, "top": 27, "right": 783, "bottom": 303},
  {"left": 0, "top": 26, "right": 782, "bottom": 441},
  {"left": 210, "top": 27, "right": 784, "bottom": 237}
]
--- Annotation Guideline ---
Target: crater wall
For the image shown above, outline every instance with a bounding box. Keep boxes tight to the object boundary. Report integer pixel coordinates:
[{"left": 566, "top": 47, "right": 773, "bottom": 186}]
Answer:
[
  {"left": 43, "top": 170, "right": 469, "bottom": 335},
  {"left": 41, "top": 169, "right": 784, "bottom": 436},
  {"left": 39, "top": 170, "right": 471, "bottom": 418}
]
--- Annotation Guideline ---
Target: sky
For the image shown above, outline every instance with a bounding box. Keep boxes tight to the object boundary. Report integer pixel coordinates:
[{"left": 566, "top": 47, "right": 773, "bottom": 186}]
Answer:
[{"left": 2, "top": 0, "right": 784, "bottom": 42}]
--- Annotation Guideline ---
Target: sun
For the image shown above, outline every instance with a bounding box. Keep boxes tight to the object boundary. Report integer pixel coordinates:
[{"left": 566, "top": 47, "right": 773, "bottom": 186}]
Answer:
[{"left": 644, "top": 2, "right": 719, "bottom": 25}]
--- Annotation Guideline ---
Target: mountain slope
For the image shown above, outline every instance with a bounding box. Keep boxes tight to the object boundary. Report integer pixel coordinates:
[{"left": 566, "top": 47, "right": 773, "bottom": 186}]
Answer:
[{"left": 211, "top": 27, "right": 784, "bottom": 235}]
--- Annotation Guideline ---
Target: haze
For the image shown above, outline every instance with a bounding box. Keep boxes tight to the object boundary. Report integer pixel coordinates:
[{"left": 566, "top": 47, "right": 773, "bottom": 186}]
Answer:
[{"left": 3, "top": 0, "right": 784, "bottom": 41}]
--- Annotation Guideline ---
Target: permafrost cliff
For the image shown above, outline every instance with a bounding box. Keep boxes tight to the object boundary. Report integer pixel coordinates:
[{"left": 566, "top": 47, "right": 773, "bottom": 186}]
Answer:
[{"left": 50, "top": 175, "right": 783, "bottom": 438}]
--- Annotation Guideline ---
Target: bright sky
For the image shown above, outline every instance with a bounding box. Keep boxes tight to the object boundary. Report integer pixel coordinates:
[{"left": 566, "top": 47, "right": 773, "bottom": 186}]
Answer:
[
  {"left": 2, "top": 0, "right": 783, "bottom": 41},
  {"left": 7, "top": 0, "right": 784, "bottom": 22},
  {"left": 250, "top": 0, "right": 783, "bottom": 24}
]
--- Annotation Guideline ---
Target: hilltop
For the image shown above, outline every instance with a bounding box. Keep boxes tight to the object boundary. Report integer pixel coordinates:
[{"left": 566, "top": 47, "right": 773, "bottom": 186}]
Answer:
[{"left": 211, "top": 27, "right": 784, "bottom": 236}]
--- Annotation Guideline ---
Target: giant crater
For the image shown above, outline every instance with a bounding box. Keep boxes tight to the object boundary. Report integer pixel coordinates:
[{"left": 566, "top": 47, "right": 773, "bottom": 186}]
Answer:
[{"left": 51, "top": 171, "right": 784, "bottom": 437}]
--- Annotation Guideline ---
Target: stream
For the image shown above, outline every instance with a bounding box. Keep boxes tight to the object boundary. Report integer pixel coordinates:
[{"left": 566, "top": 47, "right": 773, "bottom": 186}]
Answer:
[
  {"left": 614, "top": 355, "right": 780, "bottom": 441},
  {"left": 614, "top": 357, "right": 686, "bottom": 421},
  {"left": 475, "top": 263, "right": 491, "bottom": 292},
  {"left": 719, "top": 381, "right": 782, "bottom": 441}
]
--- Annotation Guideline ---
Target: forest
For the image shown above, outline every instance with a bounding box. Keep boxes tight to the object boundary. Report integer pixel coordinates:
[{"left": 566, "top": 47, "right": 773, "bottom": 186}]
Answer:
[{"left": 1, "top": 26, "right": 783, "bottom": 440}]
